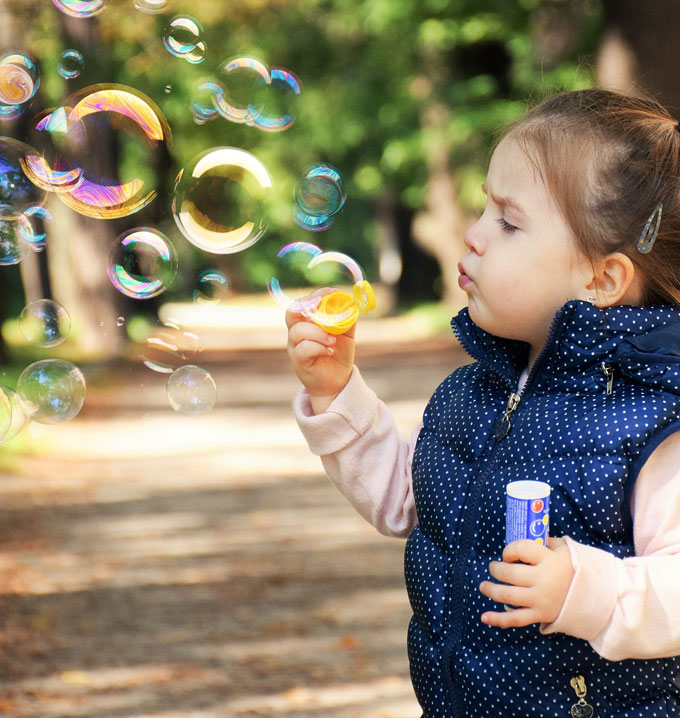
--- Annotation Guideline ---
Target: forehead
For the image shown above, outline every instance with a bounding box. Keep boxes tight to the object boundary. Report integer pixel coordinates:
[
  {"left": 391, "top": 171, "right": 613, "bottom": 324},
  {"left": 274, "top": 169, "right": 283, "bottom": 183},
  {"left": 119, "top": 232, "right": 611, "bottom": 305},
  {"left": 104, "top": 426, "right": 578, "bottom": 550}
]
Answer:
[{"left": 487, "top": 135, "right": 550, "bottom": 207}]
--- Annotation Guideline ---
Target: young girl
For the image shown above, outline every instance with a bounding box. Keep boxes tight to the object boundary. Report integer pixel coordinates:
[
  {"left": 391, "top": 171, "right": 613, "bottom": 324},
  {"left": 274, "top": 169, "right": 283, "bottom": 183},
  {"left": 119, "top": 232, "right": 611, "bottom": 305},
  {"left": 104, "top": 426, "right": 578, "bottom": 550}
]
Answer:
[{"left": 286, "top": 88, "right": 680, "bottom": 717}]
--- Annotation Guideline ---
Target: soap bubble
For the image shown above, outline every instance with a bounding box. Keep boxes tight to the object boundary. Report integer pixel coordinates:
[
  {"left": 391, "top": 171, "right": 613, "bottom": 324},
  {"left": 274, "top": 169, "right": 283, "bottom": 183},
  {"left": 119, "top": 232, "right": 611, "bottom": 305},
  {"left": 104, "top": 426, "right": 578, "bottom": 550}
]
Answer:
[
  {"left": 190, "top": 78, "right": 224, "bottom": 125},
  {"left": 51, "top": 0, "right": 105, "bottom": 18},
  {"left": 214, "top": 56, "right": 269, "bottom": 126},
  {"left": 17, "top": 359, "right": 86, "bottom": 425},
  {"left": 0, "top": 204, "right": 32, "bottom": 265},
  {"left": 193, "top": 269, "right": 229, "bottom": 305},
  {"left": 21, "top": 204, "right": 52, "bottom": 251},
  {"left": 294, "top": 164, "right": 346, "bottom": 231},
  {"left": 166, "top": 365, "right": 216, "bottom": 415},
  {"left": 0, "top": 137, "right": 48, "bottom": 210},
  {"left": 214, "top": 57, "right": 301, "bottom": 132},
  {"left": 142, "top": 318, "right": 200, "bottom": 374},
  {"left": 116, "top": 316, "right": 125, "bottom": 327},
  {"left": 0, "top": 386, "right": 28, "bottom": 445},
  {"left": 163, "top": 16, "right": 206, "bottom": 64},
  {"left": 108, "top": 228, "right": 177, "bottom": 299},
  {"left": 133, "top": 0, "right": 168, "bottom": 12},
  {"left": 253, "top": 67, "right": 301, "bottom": 132},
  {"left": 58, "top": 50, "right": 84, "bottom": 80},
  {"left": 26, "top": 85, "right": 171, "bottom": 219},
  {"left": 172, "top": 147, "right": 272, "bottom": 254},
  {"left": 19, "top": 299, "right": 71, "bottom": 347},
  {"left": 0, "top": 52, "right": 40, "bottom": 107}
]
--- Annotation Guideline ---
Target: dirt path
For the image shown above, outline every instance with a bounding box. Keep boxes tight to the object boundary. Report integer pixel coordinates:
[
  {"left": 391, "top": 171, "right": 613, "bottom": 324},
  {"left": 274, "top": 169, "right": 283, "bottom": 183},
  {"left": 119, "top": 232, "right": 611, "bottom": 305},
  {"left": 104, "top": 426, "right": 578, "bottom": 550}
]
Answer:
[{"left": 0, "top": 338, "right": 467, "bottom": 718}]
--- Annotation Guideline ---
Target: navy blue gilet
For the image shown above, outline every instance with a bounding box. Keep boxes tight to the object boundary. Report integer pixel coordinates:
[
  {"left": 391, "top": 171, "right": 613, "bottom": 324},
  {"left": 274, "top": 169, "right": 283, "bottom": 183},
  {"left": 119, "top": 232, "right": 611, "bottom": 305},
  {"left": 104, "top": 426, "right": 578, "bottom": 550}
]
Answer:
[{"left": 405, "top": 299, "right": 680, "bottom": 718}]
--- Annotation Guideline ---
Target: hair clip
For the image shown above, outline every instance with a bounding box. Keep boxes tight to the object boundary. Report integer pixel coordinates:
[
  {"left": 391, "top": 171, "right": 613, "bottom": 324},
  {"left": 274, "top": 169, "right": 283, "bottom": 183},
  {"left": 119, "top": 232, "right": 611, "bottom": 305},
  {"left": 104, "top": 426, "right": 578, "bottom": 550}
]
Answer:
[{"left": 637, "top": 202, "right": 662, "bottom": 254}]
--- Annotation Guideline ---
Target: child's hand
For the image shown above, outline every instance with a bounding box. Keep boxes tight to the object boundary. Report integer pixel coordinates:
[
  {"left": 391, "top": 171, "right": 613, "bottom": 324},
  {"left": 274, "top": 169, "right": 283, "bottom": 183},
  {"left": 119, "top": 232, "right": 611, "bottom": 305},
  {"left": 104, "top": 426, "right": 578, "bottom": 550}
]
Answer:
[
  {"left": 286, "top": 289, "right": 356, "bottom": 406},
  {"left": 478, "top": 536, "right": 575, "bottom": 628}
]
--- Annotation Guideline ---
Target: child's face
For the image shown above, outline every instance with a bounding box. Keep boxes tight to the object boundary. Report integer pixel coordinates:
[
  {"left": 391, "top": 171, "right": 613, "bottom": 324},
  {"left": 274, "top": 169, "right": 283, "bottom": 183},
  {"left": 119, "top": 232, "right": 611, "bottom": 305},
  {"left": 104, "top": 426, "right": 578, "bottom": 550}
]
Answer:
[{"left": 460, "top": 135, "right": 591, "bottom": 349}]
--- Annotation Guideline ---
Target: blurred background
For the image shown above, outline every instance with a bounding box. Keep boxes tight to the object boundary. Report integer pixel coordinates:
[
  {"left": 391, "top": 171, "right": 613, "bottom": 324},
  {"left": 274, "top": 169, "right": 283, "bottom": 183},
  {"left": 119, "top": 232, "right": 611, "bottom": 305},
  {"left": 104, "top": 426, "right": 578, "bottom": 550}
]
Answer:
[{"left": 0, "top": 0, "right": 677, "bottom": 716}]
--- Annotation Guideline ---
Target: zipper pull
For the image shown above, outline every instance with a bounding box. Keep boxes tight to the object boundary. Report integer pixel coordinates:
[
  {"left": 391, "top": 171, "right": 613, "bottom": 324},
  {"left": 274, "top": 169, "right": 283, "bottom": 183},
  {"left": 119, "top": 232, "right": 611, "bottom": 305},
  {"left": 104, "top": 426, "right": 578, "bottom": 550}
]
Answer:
[
  {"left": 569, "top": 674, "right": 594, "bottom": 717},
  {"left": 494, "top": 392, "right": 521, "bottom": 442},
  {"left": 601, "top": 362, "right": 614, "bottom": 395}
]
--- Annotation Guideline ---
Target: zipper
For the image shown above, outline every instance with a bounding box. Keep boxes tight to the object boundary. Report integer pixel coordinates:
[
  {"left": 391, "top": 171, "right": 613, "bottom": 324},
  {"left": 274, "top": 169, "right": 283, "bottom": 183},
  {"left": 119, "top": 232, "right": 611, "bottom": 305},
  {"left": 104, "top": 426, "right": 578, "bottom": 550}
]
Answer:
[
  {"left": 444, "top": 309, "right": 567, "bottom": 717},
  {"left": 569, "top": 674, "right": 594, "bottom": 716},
  {"left": 601, "top": 362, "right": 614, "bottom": 395}
]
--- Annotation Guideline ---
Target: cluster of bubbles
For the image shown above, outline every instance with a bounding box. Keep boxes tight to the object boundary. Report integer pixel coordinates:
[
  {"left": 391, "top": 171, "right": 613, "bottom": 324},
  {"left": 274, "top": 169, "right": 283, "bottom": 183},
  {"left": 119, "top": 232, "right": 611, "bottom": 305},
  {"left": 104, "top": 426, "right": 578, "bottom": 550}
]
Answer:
[
  {"left": 163, "top": 16, "right": 206, "bottom": 65},
  {"left": 0, "top": 52, "right": 40, "bottom": 122},
  {"left": 0, "top": 299, "right": 83, "bottom": 442},
  {"left": 0, "top": 3, "right": 360, "bottom": 429},
  {"left": 294, "top": 164, "right": 346, "bottom": 231},
  {"left": 187, "top": 56, "right": 301, "bottom": 133}
]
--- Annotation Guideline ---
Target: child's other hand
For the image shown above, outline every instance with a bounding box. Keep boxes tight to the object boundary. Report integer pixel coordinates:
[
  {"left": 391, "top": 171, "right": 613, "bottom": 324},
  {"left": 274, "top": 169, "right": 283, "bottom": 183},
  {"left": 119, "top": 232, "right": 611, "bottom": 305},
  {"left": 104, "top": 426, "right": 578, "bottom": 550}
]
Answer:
[
  {"left": 286, "top": 289, "right": 356, "bottom": 405},
  {"left": 478, "top": 536, "right": 575, "bottom": 628}
]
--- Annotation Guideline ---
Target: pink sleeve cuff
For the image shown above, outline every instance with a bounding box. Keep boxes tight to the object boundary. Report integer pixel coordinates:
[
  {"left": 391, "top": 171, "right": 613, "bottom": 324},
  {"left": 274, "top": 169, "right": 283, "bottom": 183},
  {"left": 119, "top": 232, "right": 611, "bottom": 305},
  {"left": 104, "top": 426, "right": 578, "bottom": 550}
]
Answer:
[
  {"left": 293, "top": 366, "right": 378, "bottom": 456},
  {"left": 540, "top": 536, "right": 619, "bottom": 640}
]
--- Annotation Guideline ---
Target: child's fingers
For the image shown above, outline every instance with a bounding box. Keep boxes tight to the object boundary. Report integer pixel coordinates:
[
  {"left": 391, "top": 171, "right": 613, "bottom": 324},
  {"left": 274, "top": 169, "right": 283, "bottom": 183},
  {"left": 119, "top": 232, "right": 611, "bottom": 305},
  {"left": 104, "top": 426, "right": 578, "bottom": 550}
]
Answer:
[
  {"left": 487, "top": 560, "right": 535, "bottom": 588},
  {"left": 502, "top": 539, "right": 547, "bottom": 565},
  {"left": 288, "top": 318, "right": 335, "bottom": 349},
  {"left": 480, "top": 606, "right": 537, "bottom": 629},
  {"left": 291, "top": 337, "right": 335, "bottom": 363},
  {"left": 478, "top": 580, "right": 533, "bottom": 612}
]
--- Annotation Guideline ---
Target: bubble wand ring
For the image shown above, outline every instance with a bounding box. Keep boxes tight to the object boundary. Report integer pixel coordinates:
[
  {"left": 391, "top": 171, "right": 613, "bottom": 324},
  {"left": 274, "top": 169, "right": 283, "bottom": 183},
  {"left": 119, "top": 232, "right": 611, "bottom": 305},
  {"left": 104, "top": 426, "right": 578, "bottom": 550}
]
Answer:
[{"left": 269, "top": 243, "right": 376, "bottom": 335}]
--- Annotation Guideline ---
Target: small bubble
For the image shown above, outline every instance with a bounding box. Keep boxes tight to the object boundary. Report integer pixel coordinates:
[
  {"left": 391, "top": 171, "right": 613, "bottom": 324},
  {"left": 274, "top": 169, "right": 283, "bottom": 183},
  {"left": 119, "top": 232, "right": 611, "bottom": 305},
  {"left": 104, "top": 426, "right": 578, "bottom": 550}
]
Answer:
[
  {"left": 19, "top": 299, "right": 71, "bottom": 347},
  {"left": 167, "top": 364, "right": 216, "bottom": 415},
  {"left": 58, "top": 50, "right": 84, "bottom": 80},
  {"left": 116, "top": 316, "right": 125, "bottom": 327},
  {"left": 17, "top": 359, "right": 86, "bottom": 425},
  {"left": 164, "top": 85, "right": 172, "bottom": 94}
]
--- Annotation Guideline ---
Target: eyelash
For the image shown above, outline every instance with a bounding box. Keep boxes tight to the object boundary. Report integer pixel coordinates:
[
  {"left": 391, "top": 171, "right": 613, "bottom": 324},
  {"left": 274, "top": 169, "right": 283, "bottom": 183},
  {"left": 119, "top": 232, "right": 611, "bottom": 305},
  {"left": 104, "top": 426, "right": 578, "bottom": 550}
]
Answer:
[{"left": 496, "top": 217, "right": 518, "bottom": 234}]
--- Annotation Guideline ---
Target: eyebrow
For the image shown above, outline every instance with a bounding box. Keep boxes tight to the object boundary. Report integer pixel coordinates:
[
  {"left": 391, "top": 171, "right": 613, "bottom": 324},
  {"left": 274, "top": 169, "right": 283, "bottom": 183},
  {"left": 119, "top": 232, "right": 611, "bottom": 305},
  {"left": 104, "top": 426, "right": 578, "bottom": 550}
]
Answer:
[{"left": 481, "top": 182, "right": 527, "bottom": 218}]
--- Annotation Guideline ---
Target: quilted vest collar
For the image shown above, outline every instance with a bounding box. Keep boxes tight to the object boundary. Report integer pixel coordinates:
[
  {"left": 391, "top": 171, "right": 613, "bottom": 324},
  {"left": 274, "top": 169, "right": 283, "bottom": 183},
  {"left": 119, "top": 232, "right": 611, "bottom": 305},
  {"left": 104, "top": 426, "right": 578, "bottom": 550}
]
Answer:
[{"left": 451, "top": 299, "right": 680, "bottom": 395}]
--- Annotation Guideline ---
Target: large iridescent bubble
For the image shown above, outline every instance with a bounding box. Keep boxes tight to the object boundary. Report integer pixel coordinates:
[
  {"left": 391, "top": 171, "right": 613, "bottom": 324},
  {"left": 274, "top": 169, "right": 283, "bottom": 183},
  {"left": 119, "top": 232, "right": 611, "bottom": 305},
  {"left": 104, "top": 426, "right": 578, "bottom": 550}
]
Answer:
[
  {"left": 172, "top": 147, "right": 272, "bottom": 254},
  {"left": 17, "top": 359, "right": 86, "bottom": 425},
  {"left": 0, "top": 52, "right": 40, "bottom": 107},
  {"left": 23, "top": 85, "right": 171, "bottom": 220},
  {"left": 51, "top": 0, "right": 105, "bottom": 18},
  {"left": 108, "top": 228, "right": 177, "bottom": 299}
]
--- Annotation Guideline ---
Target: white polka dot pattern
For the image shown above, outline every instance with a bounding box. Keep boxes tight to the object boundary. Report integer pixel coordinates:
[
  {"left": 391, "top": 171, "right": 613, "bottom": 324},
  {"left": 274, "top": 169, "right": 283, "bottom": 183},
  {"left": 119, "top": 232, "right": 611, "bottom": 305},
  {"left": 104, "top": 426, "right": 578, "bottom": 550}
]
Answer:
[{"left": 405, "top": 300, "right": 680, "bottom": 717}]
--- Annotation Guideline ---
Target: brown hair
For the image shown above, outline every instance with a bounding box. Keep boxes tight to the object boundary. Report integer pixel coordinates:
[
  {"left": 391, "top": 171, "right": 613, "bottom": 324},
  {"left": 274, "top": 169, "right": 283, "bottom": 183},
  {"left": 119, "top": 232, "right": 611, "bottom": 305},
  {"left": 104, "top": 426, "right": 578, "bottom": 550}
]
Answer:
[{"left": 500, "top": 87, "right": 680, "bottom": 309}]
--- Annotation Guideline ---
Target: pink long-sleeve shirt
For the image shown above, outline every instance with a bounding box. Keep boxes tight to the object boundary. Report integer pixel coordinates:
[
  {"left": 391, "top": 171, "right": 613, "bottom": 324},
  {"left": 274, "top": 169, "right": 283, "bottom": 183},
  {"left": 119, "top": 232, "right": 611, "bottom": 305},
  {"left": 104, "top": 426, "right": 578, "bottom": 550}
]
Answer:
[{"left": 294, "top": 365, "right": 680, "bottom": 662}]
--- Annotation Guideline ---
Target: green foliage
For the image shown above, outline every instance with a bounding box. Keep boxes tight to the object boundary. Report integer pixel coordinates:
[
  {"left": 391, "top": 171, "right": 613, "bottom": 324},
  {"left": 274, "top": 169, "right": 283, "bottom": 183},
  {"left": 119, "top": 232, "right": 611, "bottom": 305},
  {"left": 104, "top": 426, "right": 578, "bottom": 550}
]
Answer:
[{"left": 16, "top": 0, "right": 602, "bottom": 292}]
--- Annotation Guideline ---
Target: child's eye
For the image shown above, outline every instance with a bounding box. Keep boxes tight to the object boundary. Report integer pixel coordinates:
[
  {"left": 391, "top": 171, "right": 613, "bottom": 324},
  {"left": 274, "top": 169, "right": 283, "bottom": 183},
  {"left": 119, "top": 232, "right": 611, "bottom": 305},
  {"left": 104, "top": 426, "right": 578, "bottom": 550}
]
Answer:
[{"left": 496, "top": 217, "right": 518, "bottom": 233}]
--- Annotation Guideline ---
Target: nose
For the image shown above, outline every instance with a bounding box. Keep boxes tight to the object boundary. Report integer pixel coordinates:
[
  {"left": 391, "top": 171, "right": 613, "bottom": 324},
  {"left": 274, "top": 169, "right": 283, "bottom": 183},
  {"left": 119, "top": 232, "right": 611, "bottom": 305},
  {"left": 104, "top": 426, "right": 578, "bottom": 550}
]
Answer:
[{"left": 463, "top": 216, "right": 484, "bottom": 253}]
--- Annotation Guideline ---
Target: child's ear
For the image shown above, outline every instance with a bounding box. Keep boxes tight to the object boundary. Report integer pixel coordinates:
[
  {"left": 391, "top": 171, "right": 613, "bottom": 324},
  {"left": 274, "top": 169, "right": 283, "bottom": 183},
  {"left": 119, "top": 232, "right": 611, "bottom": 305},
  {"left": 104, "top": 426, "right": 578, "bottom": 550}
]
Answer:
[{"left": 586, "top": 252, "right": 641, "bottom": 307}]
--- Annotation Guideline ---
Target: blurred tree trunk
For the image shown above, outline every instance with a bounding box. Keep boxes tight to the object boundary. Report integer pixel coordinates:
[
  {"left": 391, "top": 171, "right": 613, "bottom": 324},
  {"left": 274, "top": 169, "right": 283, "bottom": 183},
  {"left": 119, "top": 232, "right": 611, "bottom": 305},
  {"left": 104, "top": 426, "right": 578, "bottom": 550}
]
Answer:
[
  {"left": 597, "top": 0, "right": 680, "bottom": 113},
  {"left": 49, "top": 10, "right": 126, "bottom": 359},
  {"left": 411, "top": 102, "right": 472, "bottom": 314}
]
